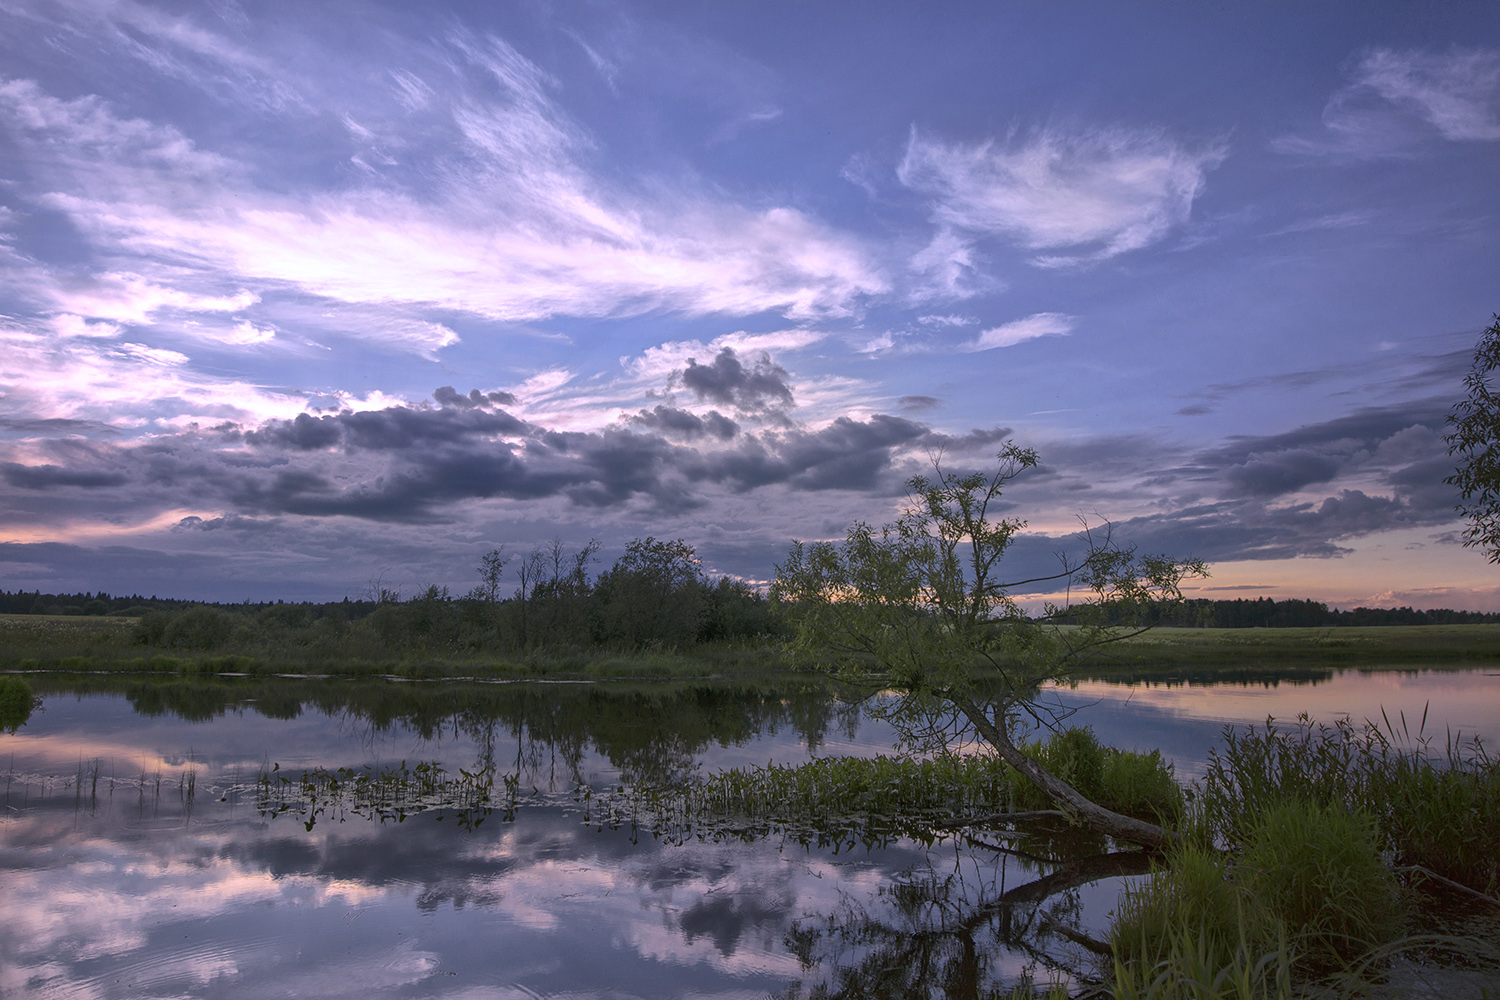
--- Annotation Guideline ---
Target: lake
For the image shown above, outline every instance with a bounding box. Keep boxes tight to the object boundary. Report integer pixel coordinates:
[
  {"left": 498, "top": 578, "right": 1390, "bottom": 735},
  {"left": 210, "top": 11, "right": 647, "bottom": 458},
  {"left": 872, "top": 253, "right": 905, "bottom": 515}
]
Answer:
[{"left": 3, "top": 666, "right": 1498, "bottom": 999}]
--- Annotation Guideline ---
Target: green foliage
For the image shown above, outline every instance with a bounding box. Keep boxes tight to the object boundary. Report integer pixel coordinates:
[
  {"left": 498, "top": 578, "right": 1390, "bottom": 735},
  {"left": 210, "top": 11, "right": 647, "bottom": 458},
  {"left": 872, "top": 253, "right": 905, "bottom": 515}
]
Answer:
[
  {"left": 1111, "top": 843, "right": 1280, "bottom": 991},
  {"left": 1446, "top": 314, "right": 1500, "bottom": 562},
  {"left": 1112, "top": 801, "right": 1398, "bottom": 994},
  {"left": 772, "top": 445, "right": 1207, "bottom": 703},
  {"left": 594, "top": 537, "right": 704, "bottom": 648},
  {"left": 1014, "top": 726, "right": 1184, "bottom": 826},
  {"left": 1237, "top": 802, "right": 1401, "bottom": 965},
  {"left": 0, "top": 676, "right": 37, "bottom": 732},
  {"left": 1199, "top": 713, "right": 1500, "bottom": 895},
  {"left": 596, "top": 729, "right": 1183, "bottom": 848}
]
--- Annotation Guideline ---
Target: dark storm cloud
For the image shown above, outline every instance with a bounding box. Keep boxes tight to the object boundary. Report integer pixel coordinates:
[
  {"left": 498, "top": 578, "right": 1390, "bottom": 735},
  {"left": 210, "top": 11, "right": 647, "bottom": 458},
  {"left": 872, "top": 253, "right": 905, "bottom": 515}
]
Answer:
[
  {"left": 1100, "top": 486, "right": 1453, "bottom": 564},
  {"left": 1190, "top": 400, "right": 1454, "bottom": 502},
  {"left": 210, "top": 398, "right": 946, "bottom": 521},
  {"left": 898, "top": 395, "right": 941, "bottom": 413},
  {"left": 1206, "top": 402, "right": 1450, "bottom": 469},
  {"left": 243, "top": 406, "right": 529, "bottom": 452},
  {"left": 1, "top": 462, "right": 128, "bottom": 489},
  {"left": 1223, "top": 449, "right": 1340, "bottom": 496},
  {"left": 174, "top": 514, "right": 280, "bottom": 533},
  {"left": 685, "top": 414, "right": 931, "bottom": 493},
  {"left": 432, "top": 385, "right": 518, "bottom": 408},
  {"left": 626, "top": 405, "right": 739, "bottom": 441},
  {"left": 679, "top": 348, "right": 795, "bottom": 412}
]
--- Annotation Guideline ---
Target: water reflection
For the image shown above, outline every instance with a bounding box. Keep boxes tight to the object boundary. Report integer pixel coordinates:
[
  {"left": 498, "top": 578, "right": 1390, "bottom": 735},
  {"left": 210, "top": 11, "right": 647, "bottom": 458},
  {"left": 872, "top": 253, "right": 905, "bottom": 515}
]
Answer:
[{"left": 2, "top": 667, "right": 1497, "bottom": 998}]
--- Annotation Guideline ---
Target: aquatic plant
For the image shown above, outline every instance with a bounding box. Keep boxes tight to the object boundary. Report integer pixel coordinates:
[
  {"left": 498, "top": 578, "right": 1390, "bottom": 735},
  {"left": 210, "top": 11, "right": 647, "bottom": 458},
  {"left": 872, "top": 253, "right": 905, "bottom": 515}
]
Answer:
[
  {"left": 255, "top": 760, "right": 517, "bottom": 831},
  {"left": 590, "top": 729, "right": 1183, "bottom": 850},
  {"left": 1236, "top": 801, "right": 1400, "bottom": 967},
  {"left": 1198, "top": 712, "right": 1500, "bottom": 896}
]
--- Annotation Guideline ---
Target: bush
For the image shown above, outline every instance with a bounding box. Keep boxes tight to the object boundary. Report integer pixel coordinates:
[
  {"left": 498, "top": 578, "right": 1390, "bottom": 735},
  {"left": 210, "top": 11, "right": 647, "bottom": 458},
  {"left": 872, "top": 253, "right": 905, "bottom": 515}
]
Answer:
[
  {"left": 160, "top": 607, "right": 235, "bottom": 651},
  {"left": 1200, "top": 714, "right": 1500, "bottom": 896},
  {"left": 0, "top": 676, "right": 36, "bottom": 732},
  {"left": 1112, "top": 800, "right": 1402, "bottom": 995}
]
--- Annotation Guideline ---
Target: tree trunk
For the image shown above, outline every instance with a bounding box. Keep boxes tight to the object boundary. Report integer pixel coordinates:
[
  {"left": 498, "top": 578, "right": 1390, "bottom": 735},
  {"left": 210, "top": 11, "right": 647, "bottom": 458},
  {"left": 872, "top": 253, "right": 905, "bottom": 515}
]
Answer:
[{"left": 948, "top": 691, "right": 1176, "bottom": 851}]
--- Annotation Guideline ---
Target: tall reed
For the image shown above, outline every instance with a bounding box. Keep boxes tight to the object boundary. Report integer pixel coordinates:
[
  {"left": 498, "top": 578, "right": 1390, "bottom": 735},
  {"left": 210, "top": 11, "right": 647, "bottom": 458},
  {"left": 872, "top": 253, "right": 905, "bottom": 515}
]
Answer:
[{"left": 1197, "top": 712, "right": 1500, "bottom": 896}]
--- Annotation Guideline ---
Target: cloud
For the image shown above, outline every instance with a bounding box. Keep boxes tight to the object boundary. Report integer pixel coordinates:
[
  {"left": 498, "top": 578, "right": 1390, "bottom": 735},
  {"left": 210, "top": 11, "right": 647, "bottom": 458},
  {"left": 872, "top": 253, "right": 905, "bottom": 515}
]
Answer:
[
  {"left": 2, "top": 462, "right": 129, "bottom": 489},
  {"left": 898, "top": 126, "right": 1226, "bottom": 265},
  {"left": 0, "top": 34, "right": 887, "bottom": 332},
  {"left": 908, "top": 227, "right": 984, "bottom": 299},
  {"left": 44, "top": 271, "right": 259, "bottom": 326},
  {"left": 897, "top": 395, "right": 940, "bottom": 414},
  {"left": 1277, "top": 47, "right": 1500, "bottom": 156},
  {"left": 433, "top": 386, "right": 518, "bottom": 409},
  {"left": 959, "top": 312, "right": 1074, "bottom": 352},
  {"left": 1223, "top": 448, "right": 1341, "bottom": 496},
  {"left": 626, "top": 405, "right": 739, "bottom": 441},
  {"left": 677, "top": 348, "right": 794, "bottom": 414},
  {"left": 1353, "top": 47, "right": 1500, "bottom": 141},
  {"left": 917, "top": 314, "right": 975, "bottom": 328}
]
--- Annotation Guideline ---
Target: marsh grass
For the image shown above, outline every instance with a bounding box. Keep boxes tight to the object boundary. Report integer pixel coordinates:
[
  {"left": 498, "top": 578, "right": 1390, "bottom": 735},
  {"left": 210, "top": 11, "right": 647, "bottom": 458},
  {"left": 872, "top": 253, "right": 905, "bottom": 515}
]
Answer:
[
  {"left": 1109, "top": 805, "right": 1398, "bottom": 998},
  {"left": 1113, "top": 713, "right": 1500, "bottom": 999},
  {"left": 1016, "top": 726, "right": 1185, "bottom": 827},
  {"left": 592, "top": 727, "right": 1183, "bottom": 849},
  {"left": 1198, "top": 713, "right": 1500, "bottom": 896},
  {"left": 255, "top": 760, "right": 517, "bottom": 831},
  {"left": 1236, "top": 802, "right": 1401, "bottom": 966},
  {"left": 1086, "top": 624, "right": 1500, "bottom": 668}
]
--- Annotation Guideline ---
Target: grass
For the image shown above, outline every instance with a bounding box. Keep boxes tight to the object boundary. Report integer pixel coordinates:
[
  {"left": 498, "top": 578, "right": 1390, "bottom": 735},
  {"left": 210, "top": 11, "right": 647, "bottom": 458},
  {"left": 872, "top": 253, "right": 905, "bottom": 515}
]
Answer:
[
  {"left": 1077, "top": 624, "right": 1500, "bottom": 671},
  {"left": 590, "top": 726, "right": 1183, "bottom": 849},
  {"left": 1110, "top": 803, "right": 1400, "bottom": 997},
  {"left": 6, "top": 614, "right": 1500, "bottom": 681},
  {"left": 0, "top": 613, "right": 798, "bottom": 680},
  {"left": 1109, "top": 711, "right": 1500, "bottom": 999},
  {"left": 1197, "top": 712, "right": 1500, "bottom": 897}
]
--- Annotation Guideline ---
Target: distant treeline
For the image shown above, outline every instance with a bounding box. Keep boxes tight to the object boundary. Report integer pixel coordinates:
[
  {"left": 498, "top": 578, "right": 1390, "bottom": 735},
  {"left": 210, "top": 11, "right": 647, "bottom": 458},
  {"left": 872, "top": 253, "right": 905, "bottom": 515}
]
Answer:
[
  {"left": 1071, "top": 596, "right": 1500, "bottom": 628},
  {"left": 0, "top": 538, "right": 784, "bottom": 660},
  {"left": 3, "top": 562, "right": 1499, "bottom": 664}
]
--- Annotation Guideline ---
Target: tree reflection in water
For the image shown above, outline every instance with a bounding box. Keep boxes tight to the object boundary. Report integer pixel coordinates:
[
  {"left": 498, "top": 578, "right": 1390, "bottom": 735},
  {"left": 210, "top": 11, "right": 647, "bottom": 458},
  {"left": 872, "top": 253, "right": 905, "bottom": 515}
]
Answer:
[
  {"left": 30, "top": 673, "right": 1156, "bottom": 997},
  {"left": 777, "top": 835, "right": 1152, "bottom": 1000}
]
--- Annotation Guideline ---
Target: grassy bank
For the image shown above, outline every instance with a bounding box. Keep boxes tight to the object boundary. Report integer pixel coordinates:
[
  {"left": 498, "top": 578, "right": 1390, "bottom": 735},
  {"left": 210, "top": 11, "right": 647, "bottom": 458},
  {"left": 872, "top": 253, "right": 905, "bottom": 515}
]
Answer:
[
  {"left": 7, "top": 614, "right": 1500, "bottom": 681},
  {"left": 0, "top": 612, "right": 793, "bottom": 680},
  {"left": 1080, "top": 624, "right": 1500, "bottom": 671}
]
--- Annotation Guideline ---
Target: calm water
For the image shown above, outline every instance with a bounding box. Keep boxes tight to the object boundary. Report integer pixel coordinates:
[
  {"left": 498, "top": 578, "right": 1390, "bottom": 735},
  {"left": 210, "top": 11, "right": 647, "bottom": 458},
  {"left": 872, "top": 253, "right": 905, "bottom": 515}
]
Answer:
[{"left": 3, "top": 667, "right": 1497, "bottom": 999}]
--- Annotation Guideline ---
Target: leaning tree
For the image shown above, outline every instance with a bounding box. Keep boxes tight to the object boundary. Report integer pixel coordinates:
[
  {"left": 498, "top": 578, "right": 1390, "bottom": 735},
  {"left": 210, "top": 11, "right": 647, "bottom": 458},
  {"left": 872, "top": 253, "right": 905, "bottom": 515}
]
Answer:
[
  {"left": 1446, "top": 315, "right": 1500, "bottom": 562},
  {"left": 771, "top": 444, "right": 1206, "bottom": 850}
]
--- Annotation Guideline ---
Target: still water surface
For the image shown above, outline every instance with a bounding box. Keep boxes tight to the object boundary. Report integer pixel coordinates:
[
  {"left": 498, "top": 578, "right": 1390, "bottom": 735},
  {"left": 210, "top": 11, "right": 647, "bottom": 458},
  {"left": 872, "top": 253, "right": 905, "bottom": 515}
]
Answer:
[{"left": 3, "top": 667, "right": 1497, "bottom": 999}]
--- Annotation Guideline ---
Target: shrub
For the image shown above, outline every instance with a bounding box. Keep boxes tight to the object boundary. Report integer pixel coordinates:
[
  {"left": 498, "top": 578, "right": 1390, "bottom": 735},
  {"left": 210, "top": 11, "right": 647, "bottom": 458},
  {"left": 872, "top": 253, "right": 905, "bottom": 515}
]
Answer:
[
  {"left": 0, "top": 676, "right": 36, "bottom": 732},
  {"left": 161, "top": 607, "right": 235, "bottom": 651},
  {"left": 1111, "top": 842, "right": 1270, "bottom": 978}
]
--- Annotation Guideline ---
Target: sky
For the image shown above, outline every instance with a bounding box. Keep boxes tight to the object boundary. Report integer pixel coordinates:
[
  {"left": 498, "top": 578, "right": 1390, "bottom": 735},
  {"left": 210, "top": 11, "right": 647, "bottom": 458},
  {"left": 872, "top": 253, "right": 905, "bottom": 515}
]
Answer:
[{"left": 0, "top": 0, "right": 1497, "bottom": 608}]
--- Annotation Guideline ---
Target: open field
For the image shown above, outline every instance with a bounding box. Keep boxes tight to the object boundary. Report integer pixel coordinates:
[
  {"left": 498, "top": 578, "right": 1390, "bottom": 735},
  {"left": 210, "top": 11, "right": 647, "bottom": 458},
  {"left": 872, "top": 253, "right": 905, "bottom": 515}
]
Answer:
[
  {"left": 1079, "top": 624, "right": 1500, "bottom": 670},
  {"left": 5, "top": 614, "right": 1500, "bottom": 681}
]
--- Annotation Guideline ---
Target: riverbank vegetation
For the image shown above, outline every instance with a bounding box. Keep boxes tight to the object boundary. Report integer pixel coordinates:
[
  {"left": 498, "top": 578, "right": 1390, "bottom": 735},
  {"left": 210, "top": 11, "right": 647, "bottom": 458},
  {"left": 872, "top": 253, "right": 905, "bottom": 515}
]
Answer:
[{"left": 3, "top": 581, "right": 1499, "bottom": 684}]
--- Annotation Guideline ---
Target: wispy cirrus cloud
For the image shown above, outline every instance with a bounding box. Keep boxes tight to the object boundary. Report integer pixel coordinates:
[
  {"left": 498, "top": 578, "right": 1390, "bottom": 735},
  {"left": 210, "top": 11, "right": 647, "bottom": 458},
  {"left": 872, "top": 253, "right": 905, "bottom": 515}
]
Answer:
[
  {"left": 0, "top": 30, "right": 887, "bottom": 340},
  {"left": 1276, "top": 47, "right": 1500, "bottom": 156},
  {"left": 958, "top": 312, "right": 1074, "bottom": 352},
  {"left": 898, "top": 126, "right": 1226, "bottom": 267}
]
